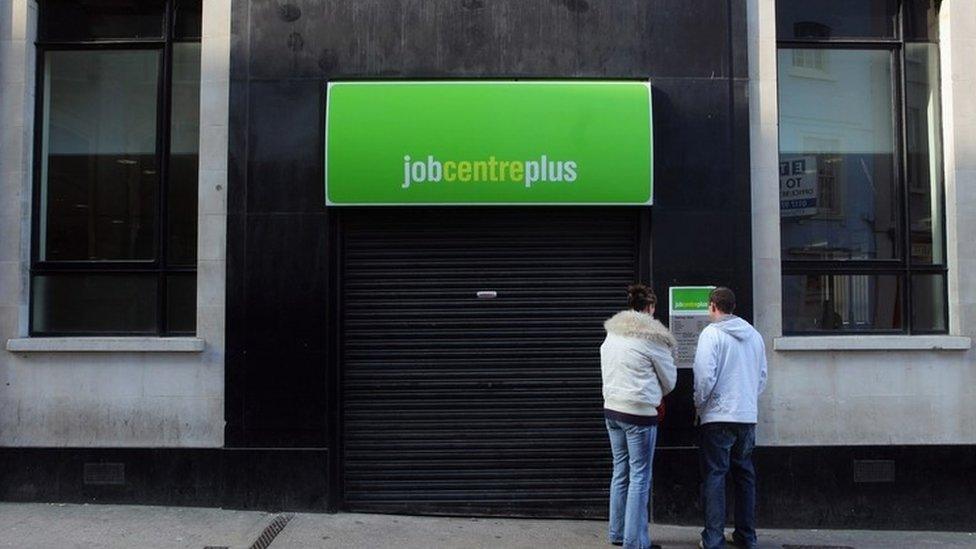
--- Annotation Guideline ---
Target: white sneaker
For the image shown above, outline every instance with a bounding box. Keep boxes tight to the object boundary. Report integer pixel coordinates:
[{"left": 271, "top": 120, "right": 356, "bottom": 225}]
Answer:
[{"left": 699, "top": 537, "right": 741, "bottom": 549}]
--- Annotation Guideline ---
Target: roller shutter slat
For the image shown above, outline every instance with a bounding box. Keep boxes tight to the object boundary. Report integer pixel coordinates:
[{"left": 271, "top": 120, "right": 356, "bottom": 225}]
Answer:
[{"left": 341, "top": 209, "right": 639, "bottom": 517}]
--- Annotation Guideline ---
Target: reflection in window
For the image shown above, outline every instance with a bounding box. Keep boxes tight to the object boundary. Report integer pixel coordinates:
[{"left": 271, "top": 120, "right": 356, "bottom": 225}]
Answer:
[
  {"left": 166, "top": 273, "right": 197, "bottom": 334},
  {"left": 905, "top": 43, "right": 944, "bottom": 265},
  {"left": 792, "top": 49, "right": 826, "bottom": 73},
  {"left": 776, "top": 0, "right": 898, "bottom": 40},
  {"left": 40, "top": 50, "right": 160, "bottom": 261},
  {"left": 778, "top": 49, "right": 899, "bottom": 261},
  {"left": 783, "top": 274, "right": 902, "bottom": 333},
  {"left": 776, "top": 1, "right": 947, "bottom": 336},
  {"left": 803, "top": 137, "right": 842, "bottom": 218},
  {"left": 168, "top": 42, "right": 201, "bottom": 266},
  {"left": 911, "top": 275, "right": 946, "bottom": 332},
  {"left": 32, "top": 0, "right": 201, "bottom": 336},
  {"left": 40, "top": 0, "right": 166, "bottom": 41},
  {"left": 174, "top": 0, "right": 203, "bottom": 39},
  {"left": 903, "top": 0, "right": 941, "bottom": 41},
  {"left": 32, "top": 274, "right": 158, "bottom": 334}
]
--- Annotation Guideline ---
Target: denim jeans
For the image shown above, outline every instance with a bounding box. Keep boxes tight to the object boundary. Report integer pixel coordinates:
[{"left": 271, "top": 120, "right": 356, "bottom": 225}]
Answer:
[
  {"left": 606, "top": 417, "right": 657, "bottom": 549},
  {"left": 699, "top": 422, "right": 757, "bottom": 549}
]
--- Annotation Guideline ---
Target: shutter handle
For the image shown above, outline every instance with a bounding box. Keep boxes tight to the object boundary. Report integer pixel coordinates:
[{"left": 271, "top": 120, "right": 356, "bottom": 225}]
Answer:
[{"left": 476, "top": 291, "right": 498, "bottom": 299}]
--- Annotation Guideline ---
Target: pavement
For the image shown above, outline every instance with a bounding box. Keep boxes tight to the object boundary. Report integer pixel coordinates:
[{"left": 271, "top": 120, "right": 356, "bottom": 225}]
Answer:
[{"left": 0, "top": 503, "right": 974, "bottom": 549}]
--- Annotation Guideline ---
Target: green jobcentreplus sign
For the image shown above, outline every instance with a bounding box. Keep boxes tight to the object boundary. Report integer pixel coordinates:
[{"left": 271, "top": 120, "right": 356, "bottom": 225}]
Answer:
[{"left": 325, "top": 81, "right": 653, "bottom": 205}]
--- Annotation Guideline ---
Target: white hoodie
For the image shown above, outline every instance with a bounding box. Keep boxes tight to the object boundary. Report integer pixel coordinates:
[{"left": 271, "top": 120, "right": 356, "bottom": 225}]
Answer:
[
  {"left": 601, "top": 310, "right": 678, "bottom": 417},
  {"left": 693, "top": 315, "right": 768, "bottom": 424}
]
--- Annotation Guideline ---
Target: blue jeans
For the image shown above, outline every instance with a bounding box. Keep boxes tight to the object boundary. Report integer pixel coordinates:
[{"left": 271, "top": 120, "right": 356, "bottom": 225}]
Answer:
[
  {"left": 699, "top": 422, "right": 757, "bottom": 549},
  {"left": 606, "top": 417, "right": 657, "bottom": 549}
]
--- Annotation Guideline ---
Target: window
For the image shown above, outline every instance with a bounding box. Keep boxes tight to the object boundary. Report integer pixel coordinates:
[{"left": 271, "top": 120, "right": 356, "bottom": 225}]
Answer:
[
  {"left": 31, "top": 1, "right": 202, "bottom": 336},
  {"left": 776, "top": 0, "right": 947, "bottom": 334}
]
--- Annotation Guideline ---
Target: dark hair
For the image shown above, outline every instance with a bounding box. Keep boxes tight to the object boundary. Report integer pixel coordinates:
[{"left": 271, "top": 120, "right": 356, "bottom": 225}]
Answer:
[
  {"left": 627, "top": 284, "right": 657, "bottom": 312},
  {"left": 709, "top": 286, "right": 736, "bottom": 314}
]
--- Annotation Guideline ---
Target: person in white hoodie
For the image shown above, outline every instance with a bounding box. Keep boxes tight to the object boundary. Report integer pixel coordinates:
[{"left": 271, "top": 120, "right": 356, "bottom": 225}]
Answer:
[
  {"left": 693, "top": 287, "right": 767, "bottom": 549},
  {"left": 601, "top": 284, "right": 677, "bottom": 549}
]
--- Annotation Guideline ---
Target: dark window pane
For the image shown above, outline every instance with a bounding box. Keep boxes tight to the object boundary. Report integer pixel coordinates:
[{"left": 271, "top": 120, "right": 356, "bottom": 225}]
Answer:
[
  {"left": 174, "top": 0, "right": 202, "bottom": 40},
  {"left": 778, "top": 49, "right": 900, "bottom": 261},
  {"left": 40, "top": 50, "right": 160, "bottom": 261},
  {"left": 168, "top": 43, "right": 201, "bottom": 266},
  {"left": 906, "top": 44, "right": 945, "bottom": 265},
  {"left": 32, "top": 274, "right": 157, "bottom": 334},
  {"left": 40, "top": 0, "right": 165, "bottom": 41},
  {"left": 776, "top": 0, "right": 897, "bottom": 40},
  {"left": 912, "top": 274, "right": 946, "bottom": 332},
  {"left": 783, "top": 274, "right": 903, "bottom": 333},
  {"left": 904, "top": 0, "right": 941, "bottom": 42},
  {"left": 166, "top": 274, "right": 196, "bottom": 333}
]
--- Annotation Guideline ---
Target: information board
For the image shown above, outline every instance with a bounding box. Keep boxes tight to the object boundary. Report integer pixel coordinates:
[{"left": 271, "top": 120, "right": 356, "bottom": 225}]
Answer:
[{"left": 669, "top": 286, "right": 715, "bottom": 369}]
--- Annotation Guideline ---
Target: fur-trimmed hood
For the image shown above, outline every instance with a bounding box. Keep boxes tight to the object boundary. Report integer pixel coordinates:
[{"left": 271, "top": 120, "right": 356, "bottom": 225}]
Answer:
[
  {"left": 604, "top": 310, "right": 677, "bottom": 349},
  {"left": 601, "top": 310, "right": 679, "bottom": 416}
]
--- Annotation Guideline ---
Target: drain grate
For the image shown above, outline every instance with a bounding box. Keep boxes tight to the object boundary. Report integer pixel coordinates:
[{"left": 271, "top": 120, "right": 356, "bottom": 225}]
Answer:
[{"left": 249, "top": 513, "right": 293, "bottom": 549}]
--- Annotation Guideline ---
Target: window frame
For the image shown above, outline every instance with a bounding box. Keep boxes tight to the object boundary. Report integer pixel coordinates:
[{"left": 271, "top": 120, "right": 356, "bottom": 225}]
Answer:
[
  {"left": 777, "top": 1, "right": 949, "bottom": 335},
  {"left": 29, "top": 1, "right": 200, "bottom": 337}
]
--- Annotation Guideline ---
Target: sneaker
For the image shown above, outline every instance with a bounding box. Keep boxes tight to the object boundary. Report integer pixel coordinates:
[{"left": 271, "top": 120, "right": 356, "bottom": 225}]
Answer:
[{"left": 725, "top": 532, "right": 751, "bottom": 548}]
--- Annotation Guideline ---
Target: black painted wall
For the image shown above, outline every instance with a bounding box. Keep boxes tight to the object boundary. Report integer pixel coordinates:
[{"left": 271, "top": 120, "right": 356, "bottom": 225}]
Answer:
[
  {"left": 3, "top": 446, "right": 973, "bottom": 529},
  {"left": 225, "top": 0, "right": 752, "bottom": 454}
]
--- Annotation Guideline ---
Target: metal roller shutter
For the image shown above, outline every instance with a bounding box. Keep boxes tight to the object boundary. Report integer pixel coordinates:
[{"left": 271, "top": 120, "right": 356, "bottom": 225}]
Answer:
[{"left": 340, "top": 208, "right": 644, "bottom": 517}]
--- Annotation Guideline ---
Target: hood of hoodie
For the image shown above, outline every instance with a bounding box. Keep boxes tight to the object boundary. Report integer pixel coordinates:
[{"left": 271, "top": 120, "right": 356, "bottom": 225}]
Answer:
[
  {"left": 710, "top": 315, "right": 755, "bottom": 341},
  {"left": 604, "top": 310, "right": 677, "bottom": 349}
]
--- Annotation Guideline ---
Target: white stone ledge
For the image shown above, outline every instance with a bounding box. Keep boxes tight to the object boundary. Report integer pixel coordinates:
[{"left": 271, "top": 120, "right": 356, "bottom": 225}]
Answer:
[
  {"left": 773, "top": 335, "right": 972, "bottom": 352},
  {"left": 5, "top": 337, "right": 206, "bottom": 353}
]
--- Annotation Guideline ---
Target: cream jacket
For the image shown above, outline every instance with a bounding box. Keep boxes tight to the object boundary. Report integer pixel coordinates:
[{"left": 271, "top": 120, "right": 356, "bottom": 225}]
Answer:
[{"left": 600, "top": 310, "right": 678, "bottom": 416}]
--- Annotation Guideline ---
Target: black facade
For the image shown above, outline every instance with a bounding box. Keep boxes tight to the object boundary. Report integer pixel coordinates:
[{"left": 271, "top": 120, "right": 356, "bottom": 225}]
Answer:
[{"left": 225, "top": 0, "right": 752, "bottom": 515}]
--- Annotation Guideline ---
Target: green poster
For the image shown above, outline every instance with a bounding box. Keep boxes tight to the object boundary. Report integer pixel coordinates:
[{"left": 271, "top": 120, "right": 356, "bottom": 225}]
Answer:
[{"left": 325, "top": 81, "right": 653, "bottom": 205}]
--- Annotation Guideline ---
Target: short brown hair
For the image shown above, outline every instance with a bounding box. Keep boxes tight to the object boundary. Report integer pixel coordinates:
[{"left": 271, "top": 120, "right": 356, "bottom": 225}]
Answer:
[
  {"left": 627, "top": 284, "right": 657, "bottom": 312},
  {"left": 709, "top": 287, "right": 736, "bottom": 314}
]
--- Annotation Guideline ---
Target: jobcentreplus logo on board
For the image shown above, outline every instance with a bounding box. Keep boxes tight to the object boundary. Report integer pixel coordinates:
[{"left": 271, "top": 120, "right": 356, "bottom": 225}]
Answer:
[
  {"left": 673, "top": 299, "right": 709, "bottom": 310},
  {"left": 402, "top": 155, "right": 578, "bottom": 188}
]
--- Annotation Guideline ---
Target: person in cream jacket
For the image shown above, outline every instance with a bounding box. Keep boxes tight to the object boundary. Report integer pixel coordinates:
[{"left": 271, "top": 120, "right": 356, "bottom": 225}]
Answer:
[
  {"left": 602, "top": 310, "right": 678, "bottom": 418},
  {"left": 600, "top": 284, "right": 677, "bottom": 549}
]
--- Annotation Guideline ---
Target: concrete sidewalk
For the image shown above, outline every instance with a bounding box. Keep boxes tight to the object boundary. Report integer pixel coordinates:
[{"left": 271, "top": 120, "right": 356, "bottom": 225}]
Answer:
[{"left": 1, "top": 503, "right": 973, "bottom": 549}]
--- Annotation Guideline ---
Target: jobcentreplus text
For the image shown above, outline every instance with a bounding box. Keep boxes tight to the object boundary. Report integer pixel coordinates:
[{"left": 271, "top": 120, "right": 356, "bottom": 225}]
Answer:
[{"left": 403, "top": 155, "right": 578, "bottom": 188}]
